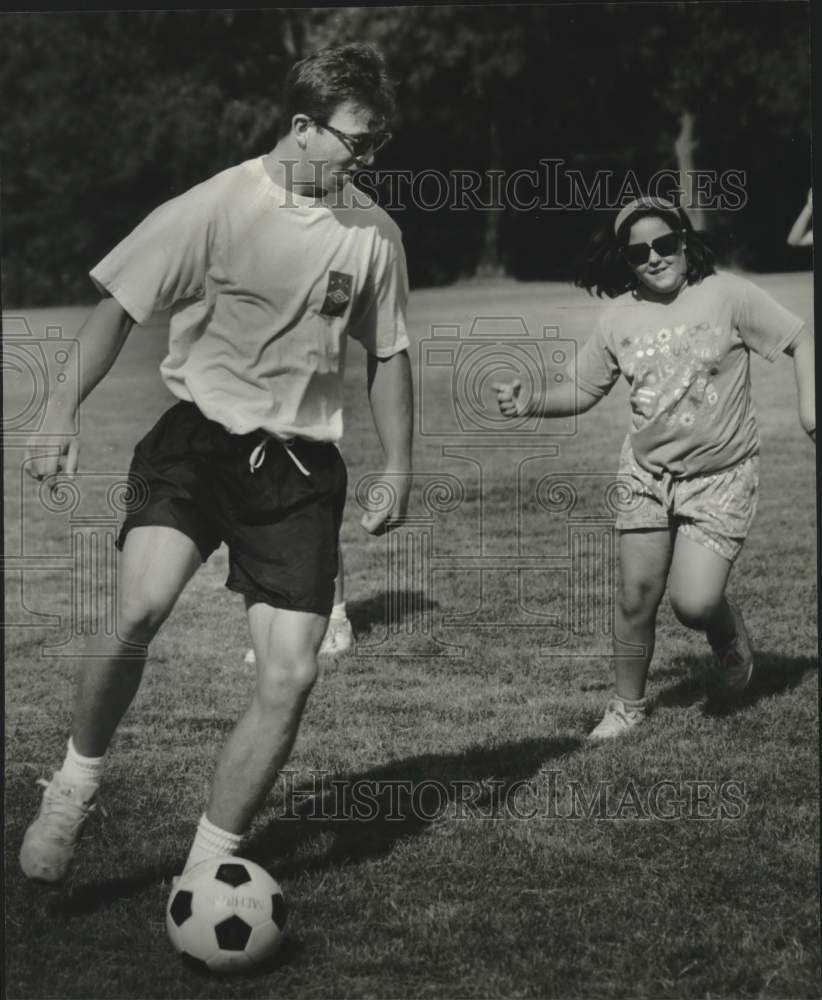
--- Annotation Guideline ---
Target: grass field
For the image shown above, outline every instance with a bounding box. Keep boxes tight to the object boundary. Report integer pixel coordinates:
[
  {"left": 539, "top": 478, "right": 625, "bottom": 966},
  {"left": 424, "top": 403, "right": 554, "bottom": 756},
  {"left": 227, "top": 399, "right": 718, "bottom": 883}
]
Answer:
[{"left": 3, "top": 272, "right": 819, "bottom": 999}]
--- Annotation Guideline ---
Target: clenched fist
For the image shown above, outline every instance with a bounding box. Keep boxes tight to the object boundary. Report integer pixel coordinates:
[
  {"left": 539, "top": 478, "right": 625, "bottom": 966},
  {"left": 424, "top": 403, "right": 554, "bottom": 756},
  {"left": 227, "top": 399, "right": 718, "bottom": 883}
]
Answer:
[{"left": 492, "top": 380, "right": 530, "bottom": 418}]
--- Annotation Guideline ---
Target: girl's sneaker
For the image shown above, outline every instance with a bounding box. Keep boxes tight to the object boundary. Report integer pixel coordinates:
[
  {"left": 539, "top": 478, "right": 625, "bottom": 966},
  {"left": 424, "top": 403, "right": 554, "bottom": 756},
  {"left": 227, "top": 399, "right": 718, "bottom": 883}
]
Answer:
[
  {"left": 709, "top": 601, "right": 753, "bottom": 694},
  {"left": 587, "top": 696, "right": 648, "bottom": 741},
  {"left": 19, "top": 772, "right": 99, "bottom": 882},
  {"left": 319, "top": 616, "right": 354, "bottom": 656}
]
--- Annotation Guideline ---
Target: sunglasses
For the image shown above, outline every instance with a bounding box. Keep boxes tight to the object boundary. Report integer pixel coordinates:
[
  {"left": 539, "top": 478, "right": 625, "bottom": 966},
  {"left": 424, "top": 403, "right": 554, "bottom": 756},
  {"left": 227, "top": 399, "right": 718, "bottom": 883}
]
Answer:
[
  {"left": 620, "top": 231, "right": 684, "bottom": 267},
  {"left": 313, "top": 120, "right": 392, "bottom": 160}
]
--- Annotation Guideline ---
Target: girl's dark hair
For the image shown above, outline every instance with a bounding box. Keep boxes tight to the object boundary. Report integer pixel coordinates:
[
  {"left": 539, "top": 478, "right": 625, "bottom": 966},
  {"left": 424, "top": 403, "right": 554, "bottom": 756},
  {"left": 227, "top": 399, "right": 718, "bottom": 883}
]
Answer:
[
  {"left": 280, "top": 43, "right": 396, "bottom": 136},
  {"left": 574, "top": 201, "right": 716, "bottom": 298}
]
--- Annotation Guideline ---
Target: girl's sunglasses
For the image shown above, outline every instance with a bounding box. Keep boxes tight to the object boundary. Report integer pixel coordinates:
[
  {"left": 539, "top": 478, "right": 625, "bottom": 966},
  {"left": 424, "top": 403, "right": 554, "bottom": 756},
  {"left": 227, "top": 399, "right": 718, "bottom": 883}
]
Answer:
[{"left": 621, "top": 231, "right": 683, "bottom": 267}]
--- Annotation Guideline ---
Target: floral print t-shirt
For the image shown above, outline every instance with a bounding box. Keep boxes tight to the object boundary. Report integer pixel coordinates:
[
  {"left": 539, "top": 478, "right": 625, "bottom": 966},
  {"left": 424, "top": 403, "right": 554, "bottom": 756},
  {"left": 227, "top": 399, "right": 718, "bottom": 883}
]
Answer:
[{"left": 573, "top": 272, "right": 804, "bottom": 477}]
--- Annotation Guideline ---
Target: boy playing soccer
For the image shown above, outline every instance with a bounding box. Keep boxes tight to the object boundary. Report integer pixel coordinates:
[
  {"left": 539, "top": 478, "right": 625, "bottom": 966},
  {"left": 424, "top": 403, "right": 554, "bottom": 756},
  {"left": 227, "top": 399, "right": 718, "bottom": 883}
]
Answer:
[{"left": 20, "top": 43, "right": 412, "bottom": 881}]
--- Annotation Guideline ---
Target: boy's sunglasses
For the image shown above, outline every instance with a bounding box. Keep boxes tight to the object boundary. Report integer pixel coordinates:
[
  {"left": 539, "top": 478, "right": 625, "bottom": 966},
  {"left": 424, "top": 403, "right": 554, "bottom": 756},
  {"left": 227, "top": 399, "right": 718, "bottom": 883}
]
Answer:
[
  {"left": 620, "top": 231, "right": 684, "bottom": 267},
  {"left": 313, "top": 120, "right": 392, "bottom": 160}
]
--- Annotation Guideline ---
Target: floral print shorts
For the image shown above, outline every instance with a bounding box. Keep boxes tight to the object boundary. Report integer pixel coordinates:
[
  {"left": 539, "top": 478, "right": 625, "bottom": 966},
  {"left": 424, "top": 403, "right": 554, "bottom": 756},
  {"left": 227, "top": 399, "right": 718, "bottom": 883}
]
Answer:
[{"left": 613, "top": 438, "right": 759, "bottom": 562}]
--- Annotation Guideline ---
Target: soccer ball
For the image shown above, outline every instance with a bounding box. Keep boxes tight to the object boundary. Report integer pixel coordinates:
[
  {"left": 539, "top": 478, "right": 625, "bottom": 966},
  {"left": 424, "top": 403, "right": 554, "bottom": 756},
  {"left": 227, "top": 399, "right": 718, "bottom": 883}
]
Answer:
[{"left": 165, "top": 856, "right": 287, "bottom": 974}]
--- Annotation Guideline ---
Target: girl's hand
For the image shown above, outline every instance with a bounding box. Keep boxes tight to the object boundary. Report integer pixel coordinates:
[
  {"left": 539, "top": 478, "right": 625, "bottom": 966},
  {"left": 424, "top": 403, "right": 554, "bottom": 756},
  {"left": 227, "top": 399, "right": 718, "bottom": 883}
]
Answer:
[{"left": 492, "top": 379, "right": 530, "bottom": 417}]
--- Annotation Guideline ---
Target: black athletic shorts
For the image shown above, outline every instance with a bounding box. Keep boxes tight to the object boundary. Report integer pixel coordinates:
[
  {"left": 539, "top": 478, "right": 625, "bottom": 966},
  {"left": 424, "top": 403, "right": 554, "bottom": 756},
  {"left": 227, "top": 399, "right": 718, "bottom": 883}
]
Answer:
[{"left": 118, "top": 401, "right": 347, "bottom": 615}]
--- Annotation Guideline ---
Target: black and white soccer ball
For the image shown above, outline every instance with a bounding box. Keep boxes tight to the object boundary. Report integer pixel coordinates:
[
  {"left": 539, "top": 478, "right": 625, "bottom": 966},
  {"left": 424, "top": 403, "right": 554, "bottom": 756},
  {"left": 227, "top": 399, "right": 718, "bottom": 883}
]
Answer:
[{"left": 165, "top": 856, "right": 287, "bottom": 974}]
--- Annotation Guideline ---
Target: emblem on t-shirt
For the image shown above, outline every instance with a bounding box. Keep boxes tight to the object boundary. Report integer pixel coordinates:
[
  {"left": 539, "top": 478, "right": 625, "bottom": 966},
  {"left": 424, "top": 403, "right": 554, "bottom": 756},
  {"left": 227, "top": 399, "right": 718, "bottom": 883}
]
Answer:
[{"left": 320, "top": 271, "right": 353, "bottom": 317}]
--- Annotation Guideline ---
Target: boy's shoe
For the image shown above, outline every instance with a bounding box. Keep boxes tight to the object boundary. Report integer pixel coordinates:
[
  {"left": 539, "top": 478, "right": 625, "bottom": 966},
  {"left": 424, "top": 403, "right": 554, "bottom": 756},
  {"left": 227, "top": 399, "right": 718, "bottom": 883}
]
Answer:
[
  {"left": 587, "top": 696, "right": 647, "bottom": 742},
  {"left": 243, "top": 616, "right": 354, "bottom": 666},
  {"left": 319, "top": 616, "right": 354, "bottom": 657},
  {"left": 19, "top": 772, "right": 99, "bottom": 882},
  {"left": 709, "top": 601, "right": 754, "bottom": 695}
]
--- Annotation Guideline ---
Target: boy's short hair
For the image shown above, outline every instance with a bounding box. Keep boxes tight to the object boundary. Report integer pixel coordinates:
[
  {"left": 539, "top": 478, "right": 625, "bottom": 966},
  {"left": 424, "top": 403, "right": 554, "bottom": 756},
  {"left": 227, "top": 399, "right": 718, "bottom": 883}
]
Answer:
[{"left": 281, "top": 43, "right": 396, "bottom": 135}]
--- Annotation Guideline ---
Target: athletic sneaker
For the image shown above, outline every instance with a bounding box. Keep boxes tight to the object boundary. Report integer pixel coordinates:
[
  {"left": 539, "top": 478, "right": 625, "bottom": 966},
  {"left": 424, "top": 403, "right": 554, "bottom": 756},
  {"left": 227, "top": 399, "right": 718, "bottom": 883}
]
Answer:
[
  {"left": 709, "top": 601, "right": 754, "bottom": 694},
  {"left": 243, "top": 616, "right": 354, "bottom": 666},
  {"left": 319, "top": 616, "right": 354, "bottom": 656},
  {"left": 19, "top": 772, "right": 99, "bottom": 882},
  {"left": 587, "top": 696, "right": 647, "bottom": 741}
]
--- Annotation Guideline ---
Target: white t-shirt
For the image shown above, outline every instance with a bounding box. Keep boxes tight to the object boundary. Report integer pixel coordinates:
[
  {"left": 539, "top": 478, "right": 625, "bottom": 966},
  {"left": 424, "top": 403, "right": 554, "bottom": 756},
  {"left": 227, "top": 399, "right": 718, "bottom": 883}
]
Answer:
[{"left": 90, "top": 156, "right": 410, "bottom": 441}]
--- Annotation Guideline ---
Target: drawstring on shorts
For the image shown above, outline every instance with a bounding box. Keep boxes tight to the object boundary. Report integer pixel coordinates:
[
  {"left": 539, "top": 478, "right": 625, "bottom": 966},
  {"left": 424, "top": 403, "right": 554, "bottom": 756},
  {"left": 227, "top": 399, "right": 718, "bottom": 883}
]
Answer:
[{"left": 249, "top": 437, "right": 311, "bottom": 477}]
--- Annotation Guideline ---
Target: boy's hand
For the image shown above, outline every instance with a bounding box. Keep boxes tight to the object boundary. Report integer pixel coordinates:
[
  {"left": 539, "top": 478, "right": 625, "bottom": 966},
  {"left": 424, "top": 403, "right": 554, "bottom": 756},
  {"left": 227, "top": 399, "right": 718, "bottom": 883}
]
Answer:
[
  {"left": 492, "top": 379, "right": 530, "bottom": 417},
  {"left": 360, "top": 468, "right": 411, "bottom": 535},
  {"left": 24, "top": 416, "right": 80, "bottom": 480}
]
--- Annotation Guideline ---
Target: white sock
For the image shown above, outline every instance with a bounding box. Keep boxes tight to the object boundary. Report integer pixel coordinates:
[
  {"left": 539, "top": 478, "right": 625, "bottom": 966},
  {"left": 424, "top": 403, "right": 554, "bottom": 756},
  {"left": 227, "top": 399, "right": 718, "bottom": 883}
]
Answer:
[
  {"left": 59, "top": 737, "right": 105, "bottom": 787},
  {"left": 330, "top": 601, "right": 347, "bottom": 622},
  {"left": 183, "top": 814, "right": 244, "bottom": 873},
  {"left": 615, "top": 694, "right": 647, "bottom": 713}
]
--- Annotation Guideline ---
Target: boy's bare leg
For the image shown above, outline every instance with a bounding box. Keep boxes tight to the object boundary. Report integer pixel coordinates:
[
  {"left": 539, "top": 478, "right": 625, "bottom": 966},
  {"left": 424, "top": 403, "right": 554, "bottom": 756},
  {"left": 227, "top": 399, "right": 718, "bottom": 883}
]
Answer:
[
  {"left": 20, "top": 525, "right": 202, "bottom": 881},
  {"left": 71, "top": 526, "right": 203, "bottom": 755},
  {"left": 204, "top": 603, "right": 327, "bottom": 834}
]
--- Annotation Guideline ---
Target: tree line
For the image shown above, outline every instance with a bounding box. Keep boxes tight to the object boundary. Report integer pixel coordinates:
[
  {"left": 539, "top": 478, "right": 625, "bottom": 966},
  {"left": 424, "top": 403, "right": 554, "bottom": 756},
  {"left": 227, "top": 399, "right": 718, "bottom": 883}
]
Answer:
[{"left": 0, "top": 5, "right": 811, "bottom": 306}]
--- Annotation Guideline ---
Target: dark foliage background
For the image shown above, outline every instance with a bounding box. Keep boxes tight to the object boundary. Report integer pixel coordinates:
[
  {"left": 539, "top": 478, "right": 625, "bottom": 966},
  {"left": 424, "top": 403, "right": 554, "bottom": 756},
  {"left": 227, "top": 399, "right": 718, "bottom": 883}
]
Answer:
[{"left": 0, "top": 4, "right": 812, "bottom": 305}]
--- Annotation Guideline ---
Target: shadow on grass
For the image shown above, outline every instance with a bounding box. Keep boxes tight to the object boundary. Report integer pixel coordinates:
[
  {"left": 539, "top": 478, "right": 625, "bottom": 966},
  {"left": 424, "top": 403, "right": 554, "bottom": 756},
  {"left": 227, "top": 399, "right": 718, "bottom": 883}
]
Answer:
[
  {"left": 245, "top": 734, "right": 581, "bottom": 878},
  {"left": 653, "top": 665, "right": 706, "bottom": 710},
  {"left": 47, "top": 651, "right": 813, "bottom": 911},
  {"left": 703, "top": 650, "right": 817, "bottom": 717},
  {"left": 654, "top": 650, "right": 817, "bottom": 714},
  {"left": 46, "top": 734, "right": 580, "bottom": 913},
  {"left": 47, "top": 866, "right": 173, "bottom": 915},
  {"left": 347, "top": 590, "right": 437, "bottom": 637},
  {"left": 244, "top": 936, "right": 306, "bottom": 976}
]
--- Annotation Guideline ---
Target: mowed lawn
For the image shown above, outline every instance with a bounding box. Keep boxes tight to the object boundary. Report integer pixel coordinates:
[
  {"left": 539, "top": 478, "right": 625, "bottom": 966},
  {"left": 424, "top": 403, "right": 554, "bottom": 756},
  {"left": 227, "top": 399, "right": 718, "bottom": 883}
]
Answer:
[{"left": 3, "top": 273, "right": 818, "bottom": 999}]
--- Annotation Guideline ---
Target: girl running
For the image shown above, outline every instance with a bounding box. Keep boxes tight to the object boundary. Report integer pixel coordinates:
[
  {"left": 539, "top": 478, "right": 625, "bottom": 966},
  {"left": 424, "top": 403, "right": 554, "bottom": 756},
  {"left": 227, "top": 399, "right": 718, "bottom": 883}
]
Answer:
[{"left": 495, "top": 196, "right": 815, "bottom": 739}]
